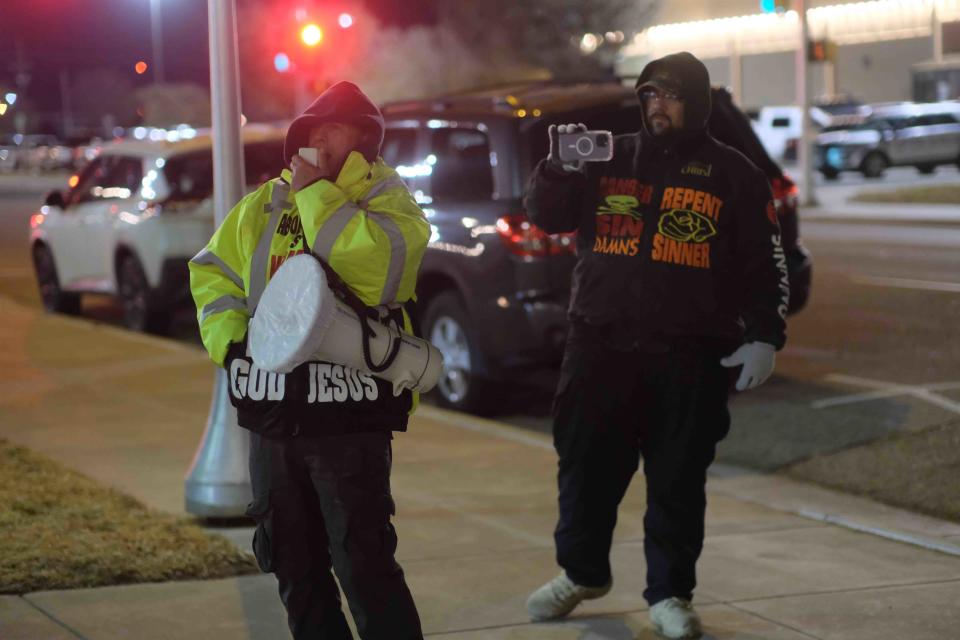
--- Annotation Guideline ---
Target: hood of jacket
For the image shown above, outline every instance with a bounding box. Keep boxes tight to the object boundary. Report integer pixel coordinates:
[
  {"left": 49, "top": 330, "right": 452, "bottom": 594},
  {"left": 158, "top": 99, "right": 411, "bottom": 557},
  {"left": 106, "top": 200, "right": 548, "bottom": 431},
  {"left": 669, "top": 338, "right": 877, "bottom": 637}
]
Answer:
[
  {"left": 635, "top": 51, "right": 712, "bottom": 143},
  {"left": 283, "top": 81, "right": 385, "bottom": 168}
]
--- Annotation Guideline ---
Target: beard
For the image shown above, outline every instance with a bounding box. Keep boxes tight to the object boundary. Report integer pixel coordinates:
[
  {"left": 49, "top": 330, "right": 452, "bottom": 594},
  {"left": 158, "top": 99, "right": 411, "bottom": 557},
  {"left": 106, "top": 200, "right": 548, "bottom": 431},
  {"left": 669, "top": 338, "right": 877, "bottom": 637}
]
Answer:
[{"left": 649, "top": 113, "right": 674, "bottom": 136}]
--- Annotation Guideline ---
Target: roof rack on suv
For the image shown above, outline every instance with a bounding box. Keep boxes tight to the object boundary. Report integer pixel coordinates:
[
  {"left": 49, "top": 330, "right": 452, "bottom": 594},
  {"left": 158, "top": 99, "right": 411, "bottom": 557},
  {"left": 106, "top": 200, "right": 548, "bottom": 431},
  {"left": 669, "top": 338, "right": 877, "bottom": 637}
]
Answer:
[{"left": 381, "top": 77, "right": 637, "bottom": 119}]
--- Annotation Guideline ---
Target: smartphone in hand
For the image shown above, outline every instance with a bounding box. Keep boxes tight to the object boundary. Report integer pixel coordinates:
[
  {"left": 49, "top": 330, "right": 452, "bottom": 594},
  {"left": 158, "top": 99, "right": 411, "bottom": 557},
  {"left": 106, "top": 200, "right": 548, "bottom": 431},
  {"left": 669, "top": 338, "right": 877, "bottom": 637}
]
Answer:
[
  {"left": 298, "top": 147, "right": 320, "bottom": 166},
  {"left": 558, "top": 130, "right": 614, "bottom": 163}
]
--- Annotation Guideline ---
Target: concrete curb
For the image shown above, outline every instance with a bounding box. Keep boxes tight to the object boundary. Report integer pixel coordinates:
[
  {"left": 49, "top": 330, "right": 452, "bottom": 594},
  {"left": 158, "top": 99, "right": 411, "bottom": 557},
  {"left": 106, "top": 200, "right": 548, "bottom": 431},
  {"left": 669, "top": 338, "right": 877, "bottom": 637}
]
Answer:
[
  {"left": 801, "top": 206, "right": 960, "bottom": 225},
  {"left": 418, "top": 405, "right": 960, "bottom": 559},
  {"left": 709, "top": 464, "right": 960, "bottom": 558}
]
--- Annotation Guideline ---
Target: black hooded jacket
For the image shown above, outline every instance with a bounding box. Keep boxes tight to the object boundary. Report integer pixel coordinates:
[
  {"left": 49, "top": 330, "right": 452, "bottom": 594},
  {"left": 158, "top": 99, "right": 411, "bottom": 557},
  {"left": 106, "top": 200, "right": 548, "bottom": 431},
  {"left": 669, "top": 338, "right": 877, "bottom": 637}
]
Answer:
[
  {"left": 283, "top": 81, "right": 385, "bottom": 165},
  {"left": 524, "top": 52, "right": 789, "bottom": 350}
]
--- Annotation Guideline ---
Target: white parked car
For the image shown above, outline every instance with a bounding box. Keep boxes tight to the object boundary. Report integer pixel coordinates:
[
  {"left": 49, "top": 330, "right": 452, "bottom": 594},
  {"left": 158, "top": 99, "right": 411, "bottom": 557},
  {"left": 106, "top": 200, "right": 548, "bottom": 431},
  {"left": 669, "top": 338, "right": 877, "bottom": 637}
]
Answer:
[
  {"left": 815, "top": 101, "right": 960, "bottom": 178},
  {"left": 750, "top": 106, "right": 802, "bottom": 159},
  {"left": 750, "top": 101, "right": 870, "bottom": 160},
  {"left": 29, "top": 124, "right": 286, "bottom": 332}
]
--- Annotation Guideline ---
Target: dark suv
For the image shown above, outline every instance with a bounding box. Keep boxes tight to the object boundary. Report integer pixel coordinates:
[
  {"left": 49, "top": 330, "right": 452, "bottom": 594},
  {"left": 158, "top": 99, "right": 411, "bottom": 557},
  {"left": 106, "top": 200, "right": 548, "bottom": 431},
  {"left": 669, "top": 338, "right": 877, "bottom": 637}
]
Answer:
[{"left": 381, "top": 82, "right": 812, "bottom": 413}]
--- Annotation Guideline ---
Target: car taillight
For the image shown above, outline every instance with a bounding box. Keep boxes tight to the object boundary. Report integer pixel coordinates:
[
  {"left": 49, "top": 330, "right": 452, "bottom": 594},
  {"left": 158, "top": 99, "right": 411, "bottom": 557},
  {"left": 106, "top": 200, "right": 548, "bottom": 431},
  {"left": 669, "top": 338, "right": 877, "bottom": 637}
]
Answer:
[
  {"left": 771, "top": 174, "right": 799, "bottom": 214},
  {"left": 496, "top": 214, "right": 575, "bottom": 257}
]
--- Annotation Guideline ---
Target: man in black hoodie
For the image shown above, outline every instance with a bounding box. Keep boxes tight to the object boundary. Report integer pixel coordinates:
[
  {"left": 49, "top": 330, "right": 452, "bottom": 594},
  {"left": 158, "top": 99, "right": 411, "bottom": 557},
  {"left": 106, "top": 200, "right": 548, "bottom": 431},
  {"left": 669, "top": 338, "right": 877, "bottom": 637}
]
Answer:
[{"left": 524, "top": 52, "right": 789, "bottom": 638}]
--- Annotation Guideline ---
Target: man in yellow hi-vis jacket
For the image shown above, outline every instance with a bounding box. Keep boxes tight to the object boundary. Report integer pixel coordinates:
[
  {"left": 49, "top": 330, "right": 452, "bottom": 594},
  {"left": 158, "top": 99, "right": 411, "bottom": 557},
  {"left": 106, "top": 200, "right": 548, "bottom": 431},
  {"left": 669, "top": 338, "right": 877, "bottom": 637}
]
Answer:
[{"left": 189, "top": 82, "right": 428, "bottom": 640}]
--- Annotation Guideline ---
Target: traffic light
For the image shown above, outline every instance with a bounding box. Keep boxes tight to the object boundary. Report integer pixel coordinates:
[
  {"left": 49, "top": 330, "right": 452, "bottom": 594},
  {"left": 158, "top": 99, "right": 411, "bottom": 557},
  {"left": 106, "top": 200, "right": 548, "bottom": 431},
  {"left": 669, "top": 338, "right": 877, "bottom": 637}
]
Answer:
[
  {"left": 300, "top": 23, "right": 323, "bottom": 47},
  {"left": 760, "top": 0, "right": 790, "bottom": 13},
  {"left": 808, "top": 39, "right": 837, "bottom": 63},
  {"left": 273, "top": 8, "right": 363, "bottom": 78}
]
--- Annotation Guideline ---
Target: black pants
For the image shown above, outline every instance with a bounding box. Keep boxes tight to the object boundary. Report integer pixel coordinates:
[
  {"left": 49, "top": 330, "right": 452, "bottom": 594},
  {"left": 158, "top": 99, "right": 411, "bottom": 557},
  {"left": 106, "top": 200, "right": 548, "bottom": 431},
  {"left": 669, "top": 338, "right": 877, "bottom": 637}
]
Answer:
[
  {"left": 552, "top": 325, "right": 731, "bottom": 606},
  {"left": 247, "top": 431, "right": 422, "bottom": 640}
]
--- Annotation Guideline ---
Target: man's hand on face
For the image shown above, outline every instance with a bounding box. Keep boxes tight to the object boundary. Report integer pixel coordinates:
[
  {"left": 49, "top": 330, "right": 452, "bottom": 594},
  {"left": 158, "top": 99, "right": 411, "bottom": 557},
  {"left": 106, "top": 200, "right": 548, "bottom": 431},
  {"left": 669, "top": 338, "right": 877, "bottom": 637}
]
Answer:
[{"left": 290, "top": 152, "right": 330, "bottom": 192}]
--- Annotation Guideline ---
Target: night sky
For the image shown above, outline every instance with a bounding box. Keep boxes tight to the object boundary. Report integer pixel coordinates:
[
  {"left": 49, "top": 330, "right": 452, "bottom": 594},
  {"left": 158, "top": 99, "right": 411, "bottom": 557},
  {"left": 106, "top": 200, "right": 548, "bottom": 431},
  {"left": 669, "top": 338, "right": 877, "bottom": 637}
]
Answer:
[{"left": 0, "top": 0, "right": 438, "bottom": 111}]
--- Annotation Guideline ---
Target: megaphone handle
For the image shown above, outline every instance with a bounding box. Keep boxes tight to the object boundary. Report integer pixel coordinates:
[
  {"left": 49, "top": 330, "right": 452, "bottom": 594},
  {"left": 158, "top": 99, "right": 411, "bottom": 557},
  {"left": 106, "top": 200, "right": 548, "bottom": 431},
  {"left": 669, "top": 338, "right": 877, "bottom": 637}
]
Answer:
[{"left": 361, "top": 315, "right": 402, "bottom": 373}]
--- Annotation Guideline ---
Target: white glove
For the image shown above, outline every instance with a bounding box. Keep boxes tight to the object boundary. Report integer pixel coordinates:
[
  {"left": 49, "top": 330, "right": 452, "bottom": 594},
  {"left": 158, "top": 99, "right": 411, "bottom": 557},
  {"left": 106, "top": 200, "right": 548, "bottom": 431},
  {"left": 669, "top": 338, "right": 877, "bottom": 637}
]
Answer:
[
  {"left": 548, "top": 123, "right": 587, "bottom": 173},
  {"left": 720, "top": 342, "right": 776, "bottom": 391}
]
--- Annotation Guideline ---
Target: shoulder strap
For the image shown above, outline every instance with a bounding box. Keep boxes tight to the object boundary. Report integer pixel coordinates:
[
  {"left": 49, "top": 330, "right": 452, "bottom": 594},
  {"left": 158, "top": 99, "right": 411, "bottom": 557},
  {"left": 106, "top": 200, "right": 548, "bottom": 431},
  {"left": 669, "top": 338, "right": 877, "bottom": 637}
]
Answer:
[{"left": 301, "top": 232, "right": 402, "bottom": 374}]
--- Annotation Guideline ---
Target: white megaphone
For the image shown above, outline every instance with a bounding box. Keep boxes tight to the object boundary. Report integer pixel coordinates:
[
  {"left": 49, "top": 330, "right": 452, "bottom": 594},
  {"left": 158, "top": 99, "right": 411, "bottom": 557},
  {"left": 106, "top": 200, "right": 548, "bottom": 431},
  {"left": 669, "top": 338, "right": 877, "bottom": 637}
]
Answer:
[{"left": 248, "top": 254, "right": 443, "bottom": 395}]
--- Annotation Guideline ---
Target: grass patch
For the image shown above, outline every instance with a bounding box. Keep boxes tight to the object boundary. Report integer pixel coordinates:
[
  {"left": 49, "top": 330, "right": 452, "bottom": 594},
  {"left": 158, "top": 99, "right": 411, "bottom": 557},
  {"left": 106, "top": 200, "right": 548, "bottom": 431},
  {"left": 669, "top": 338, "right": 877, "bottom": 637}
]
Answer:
[
  {"left": 786, "top": 420, "right": 960, "bottom": 524},
  {"left": 0, "top": 438, "right": 258, "bottom": 595},
  {"left": 852, "top": 185, "right": 960, "bottom": 205}
]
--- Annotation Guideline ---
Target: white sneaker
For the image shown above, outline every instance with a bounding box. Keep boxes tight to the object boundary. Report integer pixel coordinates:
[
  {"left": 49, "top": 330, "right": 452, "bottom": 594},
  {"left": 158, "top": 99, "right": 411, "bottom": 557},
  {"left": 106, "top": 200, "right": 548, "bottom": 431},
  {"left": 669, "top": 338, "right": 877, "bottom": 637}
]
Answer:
[
  {"left": 649, "top": 597, "right": 703, "bottom": 639},
  {"left": 526, "top": 571, "right": 612, "bottom": 621}
]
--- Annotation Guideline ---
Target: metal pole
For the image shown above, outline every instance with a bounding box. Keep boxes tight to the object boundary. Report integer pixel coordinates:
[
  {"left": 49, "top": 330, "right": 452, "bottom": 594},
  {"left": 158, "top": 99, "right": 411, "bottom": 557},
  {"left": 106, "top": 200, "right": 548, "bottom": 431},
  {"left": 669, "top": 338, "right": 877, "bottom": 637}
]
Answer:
[
  {"left": 933, "top": 1, "right": 943, "bottom": 63},
  {"left": 825, "top": 61, "right": 836, "bottom": 96},
  {"left": 13, "top": 38, "right": 30, "bottom": 134},
  {"left": 796, "top": 0, "right": 817, "bottom": 207},
  {"left": 150, "top": 0, "right": 166, "bottom": 84},
  {"left": 185, "top": 0, "right": 250, "bottom": 517},
  {"left": 58, "top": 69, "right": 74, "bottom": 139},
  {"left": 729, "top": 41, "right": 742, "bottom": 104}
]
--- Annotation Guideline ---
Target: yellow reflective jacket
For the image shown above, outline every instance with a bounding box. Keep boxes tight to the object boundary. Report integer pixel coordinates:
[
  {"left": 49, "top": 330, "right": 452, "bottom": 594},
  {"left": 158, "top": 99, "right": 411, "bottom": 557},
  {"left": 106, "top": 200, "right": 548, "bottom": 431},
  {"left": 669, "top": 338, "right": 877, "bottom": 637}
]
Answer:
[{"left": 189, "top": 151, "right": 430, "bottom": 434}]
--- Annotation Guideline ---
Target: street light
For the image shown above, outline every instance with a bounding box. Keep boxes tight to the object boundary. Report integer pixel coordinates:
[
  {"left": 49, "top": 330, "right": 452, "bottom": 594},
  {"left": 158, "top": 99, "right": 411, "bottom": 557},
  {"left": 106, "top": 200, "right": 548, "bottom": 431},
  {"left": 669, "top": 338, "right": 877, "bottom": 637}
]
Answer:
[
  {"left": 149, "top": 0, "right": 165, "bottom": 83},
  {"left": 301, "top": 23, "right": 323, "bottom": 47},
  {"left": 185, "top": 0, "right": 249, "bottom": 517}
]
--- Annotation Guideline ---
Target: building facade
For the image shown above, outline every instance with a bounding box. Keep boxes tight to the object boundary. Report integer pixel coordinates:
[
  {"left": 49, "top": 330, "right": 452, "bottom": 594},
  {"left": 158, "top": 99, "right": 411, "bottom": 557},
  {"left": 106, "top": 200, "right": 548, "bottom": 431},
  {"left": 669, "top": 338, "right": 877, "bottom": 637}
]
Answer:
[{"left": 617, "top": 0, "right": 960, "bottom": 109}]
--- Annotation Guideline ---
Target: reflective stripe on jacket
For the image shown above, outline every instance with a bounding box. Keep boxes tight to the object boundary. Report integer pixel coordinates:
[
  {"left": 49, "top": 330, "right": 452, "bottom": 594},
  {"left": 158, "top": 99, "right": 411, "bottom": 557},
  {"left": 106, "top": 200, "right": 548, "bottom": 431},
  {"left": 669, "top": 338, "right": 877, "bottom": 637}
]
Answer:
[{"left": 189, "top": 151, "right": 430, "bottom": 425}]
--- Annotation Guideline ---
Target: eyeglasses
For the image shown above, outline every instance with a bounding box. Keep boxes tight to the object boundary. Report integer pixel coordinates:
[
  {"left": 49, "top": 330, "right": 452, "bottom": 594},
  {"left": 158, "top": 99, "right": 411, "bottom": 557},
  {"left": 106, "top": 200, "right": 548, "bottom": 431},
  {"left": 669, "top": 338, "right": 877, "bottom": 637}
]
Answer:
[{"left": 640, "top": 89, "right": 683, "bottom": 104}]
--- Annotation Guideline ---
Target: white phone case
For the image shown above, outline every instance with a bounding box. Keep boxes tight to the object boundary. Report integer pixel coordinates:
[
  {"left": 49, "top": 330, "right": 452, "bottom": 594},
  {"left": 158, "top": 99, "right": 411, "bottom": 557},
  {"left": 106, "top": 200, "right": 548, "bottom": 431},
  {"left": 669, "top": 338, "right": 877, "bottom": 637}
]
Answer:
[{"left": 298, "top": 147, "right": 319, "bottom": 165}]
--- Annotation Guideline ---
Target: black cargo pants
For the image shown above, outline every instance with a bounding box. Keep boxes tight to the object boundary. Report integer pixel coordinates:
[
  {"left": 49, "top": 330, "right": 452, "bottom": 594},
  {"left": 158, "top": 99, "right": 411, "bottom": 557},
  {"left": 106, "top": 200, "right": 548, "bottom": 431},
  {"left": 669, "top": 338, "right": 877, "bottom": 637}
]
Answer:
[
  {"left": 552, "top": 324, "right": 732, "bottom": 606},
  {"left": 247, "top": 430, "right": 422, "bottom": 640}
]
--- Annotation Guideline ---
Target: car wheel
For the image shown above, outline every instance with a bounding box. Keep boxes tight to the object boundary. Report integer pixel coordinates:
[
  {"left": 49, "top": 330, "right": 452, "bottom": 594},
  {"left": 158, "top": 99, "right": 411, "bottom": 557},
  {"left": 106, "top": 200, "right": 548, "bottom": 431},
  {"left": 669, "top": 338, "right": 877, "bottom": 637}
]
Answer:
[
  {"left": 32, "top": 244, "right": 81, "bottom": 315},
  {"left": 820, "top": 168, "right": 839, "bottom": 181},
  {"left": 117, "top": 254, "right": 169, "bottom": 333},
  {"left": 861, "top": 152, "right": 887, "bottom": 179},
  {"left": 421, "top": 291, "right": 493, "bottom": 415},
  {"left": 915, "top": 163, "right": 936, "bottom": 174}
]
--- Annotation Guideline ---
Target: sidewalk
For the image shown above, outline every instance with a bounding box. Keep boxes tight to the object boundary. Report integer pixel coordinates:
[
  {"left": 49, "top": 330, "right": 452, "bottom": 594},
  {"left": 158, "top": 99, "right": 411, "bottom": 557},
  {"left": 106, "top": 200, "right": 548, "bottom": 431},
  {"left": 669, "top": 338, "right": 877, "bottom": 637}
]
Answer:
[
  {"left": 801, "top": 200, "right": 960, "bottom": 224},
  {"left": 2, "top": 294, "right": 960, "bottom": 640},
  {"left": 793, "top": 167, "right": 960, "bottom": 225}
]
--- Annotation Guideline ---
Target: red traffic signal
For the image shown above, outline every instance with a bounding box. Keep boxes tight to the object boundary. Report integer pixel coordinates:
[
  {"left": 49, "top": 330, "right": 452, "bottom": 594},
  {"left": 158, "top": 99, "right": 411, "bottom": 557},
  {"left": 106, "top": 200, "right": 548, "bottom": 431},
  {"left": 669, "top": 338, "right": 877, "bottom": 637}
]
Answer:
[{"left": 300, "top": 23, "right": 323, "bottom": 47}]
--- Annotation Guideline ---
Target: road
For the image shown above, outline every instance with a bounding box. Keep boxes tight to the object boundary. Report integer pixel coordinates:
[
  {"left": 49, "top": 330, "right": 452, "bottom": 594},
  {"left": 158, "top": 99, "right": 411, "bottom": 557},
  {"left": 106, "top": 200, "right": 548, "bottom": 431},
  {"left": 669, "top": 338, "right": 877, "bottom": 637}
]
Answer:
[
  {"left": 0, "top": 175, "right": 202, "bottom": 339},
  {"left": 2, "top": 173, "right": 959, "bottom": 473}
]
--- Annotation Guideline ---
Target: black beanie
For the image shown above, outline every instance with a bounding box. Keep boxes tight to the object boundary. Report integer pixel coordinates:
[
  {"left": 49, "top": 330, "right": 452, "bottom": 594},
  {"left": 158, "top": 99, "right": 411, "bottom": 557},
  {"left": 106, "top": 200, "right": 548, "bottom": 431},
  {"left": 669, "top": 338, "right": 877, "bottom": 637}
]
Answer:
[{"left": 283, "top": 81, "right": 385, "bottom": 167}]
